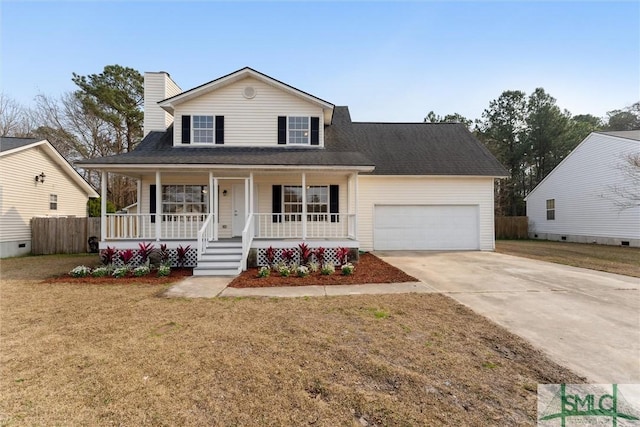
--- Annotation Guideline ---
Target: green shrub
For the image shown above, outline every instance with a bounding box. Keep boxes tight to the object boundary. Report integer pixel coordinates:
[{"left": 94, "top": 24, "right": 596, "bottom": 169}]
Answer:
[
  {"left": 157, "top": 265, "right": 171, "bottom": 277},
  {"left": 112, "top": 267, "right": 129, "bottom": 278},
  {"left": 91, "top": 266, "right": 110, "bottom": 277},
  {"left": 257, "top": 266, "right": 271, "bottom": 278},
  {"left": 133, "top": 265, "right": 150, "bottom": 277},
  {"left": 69, "top": 265, "right": 91, "bottom": 277},
  {"left": 320, "top": 263, "right": 335, "bottom": 275},
  {"left": 341, "top": 263, "right": 355, "bottom": 276}
]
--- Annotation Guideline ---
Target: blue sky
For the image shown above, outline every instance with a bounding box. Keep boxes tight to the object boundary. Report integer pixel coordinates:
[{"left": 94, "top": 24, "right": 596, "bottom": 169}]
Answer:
[{"left": 1, "top": 1, "right": 638, "bottom": 122}]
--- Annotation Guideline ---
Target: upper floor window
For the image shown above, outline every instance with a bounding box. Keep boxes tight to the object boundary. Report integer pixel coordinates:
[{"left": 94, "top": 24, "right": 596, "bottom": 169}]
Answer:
[
  {"left": 546, "top": 199, "right": 555, "bottom": 220},
  {"left": 193, "top": 116, "right": 214, "bottom": 143},
  {"left": 278, "top": 116, "right": 320, "bottom": 146},
  {"left": 49, "top": 194, "right": 58, "bottom": 210},
  {"left": 288, "top": 116, "right": 310, "bottom": 145}
]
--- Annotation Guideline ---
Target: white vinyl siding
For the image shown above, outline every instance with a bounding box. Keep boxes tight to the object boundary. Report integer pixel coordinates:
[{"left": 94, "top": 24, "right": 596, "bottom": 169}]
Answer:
[
  {"left": 357, "top": 176, "right": 496, "bottom": 251},
  {"left": 526, "top": 133, "right": 640, "bottom": 245},
  {"left": 143, "top": 72, "right": 182, "bottom": 136},
  {"left": 173, "top": 77, "right": 324, "bottom": 147},
  {"left": 0, "top": 145, "right": 91, "bottom": 254}
]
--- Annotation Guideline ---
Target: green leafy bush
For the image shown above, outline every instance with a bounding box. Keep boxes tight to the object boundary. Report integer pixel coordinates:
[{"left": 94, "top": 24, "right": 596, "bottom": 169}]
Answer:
[
  {"left": 320, "top": 263, "right": 335, "bottom": 275},
  {"left": 278, "top": 265, "right": 291, "bottom": 277},
  {"left": 112, "top": 267, "right": 129, "bottom": 278},
  {"left": 133, "top": 265, "right": 150, "bottom": 277},
  {"left": 341, "top": 263, "right": 355, "bottom": 276},
  {"left": 69, "top": 265, "right": 91, "bottom": 277},
  {"left": 257, "top": 266, "right": 270, "bottom": 278},
  {"left": 296, "top": 265, "right": 309, "bottom": 277},
  {"left": 91, "top": 266, "right": 110, "bottom": 277},
  {"left": 157, "top": 265, "right": 171, "bottom": 277}
]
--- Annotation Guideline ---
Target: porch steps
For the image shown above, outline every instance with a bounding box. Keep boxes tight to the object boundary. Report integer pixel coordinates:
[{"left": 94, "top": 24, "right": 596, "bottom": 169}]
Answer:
[{"left": 193, "top": 241, "right": 243, "bottom": 276}]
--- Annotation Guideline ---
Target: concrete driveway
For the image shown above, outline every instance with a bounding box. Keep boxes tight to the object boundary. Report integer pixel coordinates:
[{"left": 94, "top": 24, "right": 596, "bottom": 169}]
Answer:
[{"left": 376, "top": 250, "right": 640, "bottom": 385}]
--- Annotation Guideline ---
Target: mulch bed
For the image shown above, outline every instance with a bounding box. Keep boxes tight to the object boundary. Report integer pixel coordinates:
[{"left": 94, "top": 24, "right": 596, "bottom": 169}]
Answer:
[
  {"left": 229, "top": 253, "right": 417, "bottom": 288},
  {"left": 44, "top": 268, "right": 193, "bottom": 285}
]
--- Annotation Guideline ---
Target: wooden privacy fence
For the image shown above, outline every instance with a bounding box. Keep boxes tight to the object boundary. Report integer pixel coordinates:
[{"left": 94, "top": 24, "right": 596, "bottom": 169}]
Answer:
[
  {"left": 31, "top": 217, "right": 101, "bottom": 255},
  {"left": 495, "top": 216, "right": 528, "bottom": 239}
]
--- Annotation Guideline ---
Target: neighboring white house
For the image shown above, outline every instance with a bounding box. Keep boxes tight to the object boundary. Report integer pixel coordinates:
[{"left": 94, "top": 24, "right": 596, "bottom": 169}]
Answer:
[
  {"left": 0, "top": 138, "right": 99, "bottom": 258},
  {"left": 77, "top": 67, "right": 507, "bottom": 275},
  {"left": 526, "top": 131, "right": 640, "bottom": 247}
]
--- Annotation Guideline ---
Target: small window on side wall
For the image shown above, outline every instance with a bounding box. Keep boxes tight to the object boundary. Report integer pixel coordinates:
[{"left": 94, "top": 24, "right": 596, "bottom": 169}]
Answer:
[
  {"left": 546, "top": 199, "right": 555, "bottom": 220},
  {"left": 50, "top": 194, "right": 58, "bottom": 210}
]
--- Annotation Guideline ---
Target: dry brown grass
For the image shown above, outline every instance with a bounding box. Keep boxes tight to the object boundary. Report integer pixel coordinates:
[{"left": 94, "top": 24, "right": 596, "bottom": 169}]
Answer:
[
  {"left": 496, "top": 240, "right": 640, "bottom": 278},
  {"left": 1, "top": 254, "right": 583, "bottom": 426}
]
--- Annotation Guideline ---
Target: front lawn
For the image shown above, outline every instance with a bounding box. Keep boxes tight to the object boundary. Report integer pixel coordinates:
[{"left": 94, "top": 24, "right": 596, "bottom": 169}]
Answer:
[
  {"left": 0, "top": 254, "right": 583, "bottom": 426},
  {"left": 496, "top": 240, "right": 640, "bottom": 278}
]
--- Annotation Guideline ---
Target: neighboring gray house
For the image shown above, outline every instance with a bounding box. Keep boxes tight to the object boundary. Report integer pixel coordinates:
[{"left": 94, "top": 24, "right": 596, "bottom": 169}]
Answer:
[
  {"left": 526, "top": 130, "right": 640, "bottom": 247},
  {"left": 0, "top": 137, "right": 99, "bottom": 257},
  {"left": 77, "top": 67, "right": 507, "bottom": 275}
]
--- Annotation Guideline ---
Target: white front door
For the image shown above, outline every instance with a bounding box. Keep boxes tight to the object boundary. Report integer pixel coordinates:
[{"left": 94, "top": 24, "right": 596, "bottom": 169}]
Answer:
[{"left": 232, "top": 183, "right": 246, "bottom": 236}]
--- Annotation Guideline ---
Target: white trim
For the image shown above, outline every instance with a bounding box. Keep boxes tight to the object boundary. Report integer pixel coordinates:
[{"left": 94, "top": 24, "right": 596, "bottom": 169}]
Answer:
[
  {"left": 155, "top": 171, "right": 162, "bottom": 241},
  {"left": 287, "top": 116, "right": 311, "bottom": 146},
  {"left": 525, "top": 132, "right": 636, "bottom": 201},
  {"left": 2, "top": 139, "right": 99, "bottom": 197},
  {"left": 76, "top": 163, "right": 375, "bottom": 172},
  {"left": 251, "top": 239, "right": 359, "bottom": 249},
  {"left": 191, "top": 114, "right": 215, "bottom": 144},
  {"left": 158, "top": 67, "right": 334, "bottom": 115},
  {"left": 101, "top": 171, "right": 107, "bottom": 241}
]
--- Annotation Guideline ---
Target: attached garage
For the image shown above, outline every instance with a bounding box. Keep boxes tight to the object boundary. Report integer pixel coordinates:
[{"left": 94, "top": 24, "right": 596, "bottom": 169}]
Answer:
[{"left": 373, "top": 205, "right": 480, "bottom": 250}]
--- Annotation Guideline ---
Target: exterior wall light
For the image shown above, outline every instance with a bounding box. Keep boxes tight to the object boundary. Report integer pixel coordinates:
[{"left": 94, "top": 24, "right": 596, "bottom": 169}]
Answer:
[{"left": 35, "top": 172, "right": 46, "bottom": 184}]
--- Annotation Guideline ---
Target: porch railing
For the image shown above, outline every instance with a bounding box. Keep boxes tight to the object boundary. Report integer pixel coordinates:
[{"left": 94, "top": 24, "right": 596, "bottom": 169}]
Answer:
[
  {"left": 105, "top": 213, "right": 207, "bottom": 240},
  {"left": 197, "top": 213, "right": 216, "bottom": 260},
  {"left": 253, "top": 213, "right": 355, "bottom": 239},
  {"left": 240, "top": 213, "right": 255, "bottom": 271}
]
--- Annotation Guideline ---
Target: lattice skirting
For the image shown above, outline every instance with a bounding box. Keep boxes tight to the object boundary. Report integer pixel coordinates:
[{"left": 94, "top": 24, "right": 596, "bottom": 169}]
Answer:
[
  {"left": 106, "top": 248, "right": 197, "bottom": 268},
  {"left": 255, "top": 247, "right": 356, "bottom": 267}
]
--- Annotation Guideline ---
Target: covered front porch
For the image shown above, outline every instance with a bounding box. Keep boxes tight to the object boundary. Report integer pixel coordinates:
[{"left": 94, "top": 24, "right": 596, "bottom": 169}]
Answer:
[{"left": 97, "top": 167, "right": 362, "bottom": 273}]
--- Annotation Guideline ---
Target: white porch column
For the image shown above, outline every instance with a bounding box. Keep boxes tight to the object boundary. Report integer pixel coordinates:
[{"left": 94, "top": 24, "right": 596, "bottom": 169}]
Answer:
[
  {"left": 155, "top": 171, "right": 161, "bottom": 241},
  {"left": 301, "top": 172, "right": 307, "bottom": 240},
  {"left": 213, "top": 177, "right": 219, "bottom": 241},
  {"left": 100, "top": 170, "right": 107, "bottom": 241},
  {"left": 244, "top": 178, "right": 249, "bottom": 220},
  {"left": 352, "top": 172, "right": 358, "bottom": 239},
  {"left": 208, "top": 171, "right": 214, "bottom": 219},
  {"left": 249, "top": 172, "right": 254, "bottom": 214},
  {"left": 136, "top": 179, "right": 142, "bottom": 210},
  {"left": 209, "top": 171, "right": 214, "bottom": 242}
]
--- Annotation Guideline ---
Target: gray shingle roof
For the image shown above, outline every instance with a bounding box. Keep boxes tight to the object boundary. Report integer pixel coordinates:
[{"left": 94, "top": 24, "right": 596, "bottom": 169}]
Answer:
[
  {"left": 79, "top": 107, "right": 508, "bottom": 176},
  {"left": 0, "top": 137, "right": 41, "bottom": 152},
  {"left": 597, "top": 130, "right": 640, "bottom": 141}
]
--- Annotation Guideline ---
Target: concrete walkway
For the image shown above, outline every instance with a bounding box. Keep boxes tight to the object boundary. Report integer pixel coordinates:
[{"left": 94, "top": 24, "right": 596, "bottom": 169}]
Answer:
[{"left": 165, "top": 276, "right": 435, "bottom": 298}]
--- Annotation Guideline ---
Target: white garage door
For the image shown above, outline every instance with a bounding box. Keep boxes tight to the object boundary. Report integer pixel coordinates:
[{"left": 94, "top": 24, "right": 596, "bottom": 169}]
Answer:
[{"left": 374, "top": 205, "right": 480, "bottom": 250}]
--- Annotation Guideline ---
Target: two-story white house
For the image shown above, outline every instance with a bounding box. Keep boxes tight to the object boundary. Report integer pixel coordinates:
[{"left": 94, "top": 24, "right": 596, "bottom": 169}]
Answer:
[{"left": 77, "top": 67, "right": 507, "bottom": 275}]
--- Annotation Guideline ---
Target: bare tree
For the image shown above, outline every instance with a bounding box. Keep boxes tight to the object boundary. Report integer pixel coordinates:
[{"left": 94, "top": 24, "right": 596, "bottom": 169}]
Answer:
[
  {"left": 0, "top": 93, "right": 32, "bottom": 137},
  {"left": 604, "top": 153, "right": 640, "bottom": 210}
]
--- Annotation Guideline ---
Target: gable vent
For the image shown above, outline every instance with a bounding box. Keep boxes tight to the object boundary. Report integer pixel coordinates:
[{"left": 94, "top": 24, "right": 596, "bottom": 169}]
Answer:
[{"left": 242, "top": 86, "right": 256, "bottom": 99}]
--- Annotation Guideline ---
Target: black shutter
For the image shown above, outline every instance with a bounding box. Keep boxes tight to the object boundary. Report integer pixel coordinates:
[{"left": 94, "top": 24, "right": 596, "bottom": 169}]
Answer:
[
  {"left": 150, "top": 184, "right": 157, "bottom": 223},
  {"left": 272, "top": 185, "right": 282, "bottom": 223},
  {"left": 181, "top": 116, "right": 191, "bottom": 144},
  {"left": 277, "top": 116, "right": 287, "bottom": 145},
  {"left": 310, "top": 117, "right": 320, "bottom": 145},
  {"left": 215, "top": 116, "right": 224, "bottom": 144},
  {"left": 330, "top": 185, "right": 339, "bottom": 223}
]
